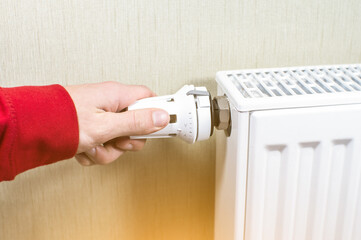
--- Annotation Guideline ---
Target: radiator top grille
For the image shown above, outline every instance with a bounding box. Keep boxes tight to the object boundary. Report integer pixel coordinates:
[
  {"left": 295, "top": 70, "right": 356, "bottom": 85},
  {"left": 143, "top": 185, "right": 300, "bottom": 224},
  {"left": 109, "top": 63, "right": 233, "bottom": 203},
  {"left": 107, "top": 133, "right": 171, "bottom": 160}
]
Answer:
[{"left": 227, "top": 65, "right": 361, "bottom": 98}]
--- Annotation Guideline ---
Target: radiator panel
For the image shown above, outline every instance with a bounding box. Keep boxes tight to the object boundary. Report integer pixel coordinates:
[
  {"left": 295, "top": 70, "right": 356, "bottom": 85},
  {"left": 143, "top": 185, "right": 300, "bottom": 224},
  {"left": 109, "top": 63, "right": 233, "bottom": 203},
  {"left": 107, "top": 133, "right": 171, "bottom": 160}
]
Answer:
[{"left": 245, "top": 105, "right": 361, "bottom": 240}]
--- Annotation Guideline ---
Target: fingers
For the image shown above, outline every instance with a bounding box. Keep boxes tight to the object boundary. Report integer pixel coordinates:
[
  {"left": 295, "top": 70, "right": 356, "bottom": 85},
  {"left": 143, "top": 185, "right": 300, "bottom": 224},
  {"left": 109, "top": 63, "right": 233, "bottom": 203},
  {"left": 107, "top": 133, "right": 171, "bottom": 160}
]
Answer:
[
  {"left": 117, "top": 84, "right": 157, "bottom": 108},
  {"left": 96, "top": 82, "right": 157, "bottom": 112},
  {"left": 76, "top": 138, "right": 147, "bottom": 166},
  {"left": 76, "top": 144, "right": 124, "bottom": 165},
  {"left": 75, "top": 153, "right": 95, "bottom": 166},
  {"left": 114, "top": 137, "right": 146, "bottom": 151},
  {"left": 90, "top": 144, "right": 125, "bottom": 165},
  {"left": 67, "top": 82, "right": 161, "bottom": 159},
  {"left": 97, "top": 108, "right": 169, "bottom": 143}
]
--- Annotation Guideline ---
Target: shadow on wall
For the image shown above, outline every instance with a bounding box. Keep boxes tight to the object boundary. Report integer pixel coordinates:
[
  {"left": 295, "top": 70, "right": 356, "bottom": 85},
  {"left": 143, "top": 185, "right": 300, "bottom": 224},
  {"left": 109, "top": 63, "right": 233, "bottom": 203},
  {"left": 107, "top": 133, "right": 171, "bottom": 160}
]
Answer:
[{"left": 0, "top": 136, "right": 215, "bottom": 239}]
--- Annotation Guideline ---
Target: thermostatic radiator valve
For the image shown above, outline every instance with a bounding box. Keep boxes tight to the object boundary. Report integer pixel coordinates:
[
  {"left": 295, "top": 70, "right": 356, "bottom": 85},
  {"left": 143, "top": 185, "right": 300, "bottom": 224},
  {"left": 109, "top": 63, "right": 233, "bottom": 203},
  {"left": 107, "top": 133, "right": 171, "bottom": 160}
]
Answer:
[{"left": 128, "top": 85, "right": 231, "bottom": 143}]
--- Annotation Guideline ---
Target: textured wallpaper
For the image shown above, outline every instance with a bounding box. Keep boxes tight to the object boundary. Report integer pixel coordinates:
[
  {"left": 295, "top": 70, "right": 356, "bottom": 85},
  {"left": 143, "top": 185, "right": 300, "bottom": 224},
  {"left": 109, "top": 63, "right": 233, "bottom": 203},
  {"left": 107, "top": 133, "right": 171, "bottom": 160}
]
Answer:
[{"left": 0, "top": 0, "right": 360, "bottom": 239}]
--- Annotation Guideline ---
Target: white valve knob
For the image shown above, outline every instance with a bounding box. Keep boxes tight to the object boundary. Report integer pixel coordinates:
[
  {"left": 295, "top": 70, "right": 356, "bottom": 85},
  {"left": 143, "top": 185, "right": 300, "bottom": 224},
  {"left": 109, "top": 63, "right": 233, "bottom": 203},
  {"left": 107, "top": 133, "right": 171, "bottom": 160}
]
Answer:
[{"left": 128, "top": 85, "right": 213, "bottom": 143}]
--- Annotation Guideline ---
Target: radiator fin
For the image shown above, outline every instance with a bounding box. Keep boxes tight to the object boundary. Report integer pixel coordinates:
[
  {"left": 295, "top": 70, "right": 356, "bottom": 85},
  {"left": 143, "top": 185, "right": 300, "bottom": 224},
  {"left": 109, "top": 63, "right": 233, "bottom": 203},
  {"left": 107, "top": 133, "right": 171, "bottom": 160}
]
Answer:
[
  {"left": 245, "top": 139, "right": 361, "bottom": 240},
  {"left": 228, "top": 65, "right": 361, "bottom": 98}
]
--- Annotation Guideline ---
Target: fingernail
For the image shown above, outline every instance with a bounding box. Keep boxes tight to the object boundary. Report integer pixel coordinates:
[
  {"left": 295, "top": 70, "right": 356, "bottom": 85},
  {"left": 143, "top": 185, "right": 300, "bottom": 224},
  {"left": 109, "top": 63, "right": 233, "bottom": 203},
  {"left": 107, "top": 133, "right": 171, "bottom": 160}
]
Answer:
[
  {"left": 124, "top": 143, "right": 133, "bottom": 150},
  {"left": 152, "top": 110, "right": 169, "bottom": 127}
]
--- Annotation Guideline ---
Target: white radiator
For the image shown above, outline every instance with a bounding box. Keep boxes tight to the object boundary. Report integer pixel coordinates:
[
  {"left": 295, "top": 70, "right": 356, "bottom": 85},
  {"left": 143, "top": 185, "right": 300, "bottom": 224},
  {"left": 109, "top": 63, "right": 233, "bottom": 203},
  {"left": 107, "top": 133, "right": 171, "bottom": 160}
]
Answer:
[{"left": 214, "top": 64, "right": 361, "bottom": 240}]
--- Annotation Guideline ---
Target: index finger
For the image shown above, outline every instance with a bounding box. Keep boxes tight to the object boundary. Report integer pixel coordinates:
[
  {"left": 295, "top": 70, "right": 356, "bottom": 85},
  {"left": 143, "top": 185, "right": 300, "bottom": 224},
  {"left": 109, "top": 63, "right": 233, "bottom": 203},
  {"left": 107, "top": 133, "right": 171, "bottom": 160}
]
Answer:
[{"left": 96, "top": 82, "right": 156, "bottom": 112}]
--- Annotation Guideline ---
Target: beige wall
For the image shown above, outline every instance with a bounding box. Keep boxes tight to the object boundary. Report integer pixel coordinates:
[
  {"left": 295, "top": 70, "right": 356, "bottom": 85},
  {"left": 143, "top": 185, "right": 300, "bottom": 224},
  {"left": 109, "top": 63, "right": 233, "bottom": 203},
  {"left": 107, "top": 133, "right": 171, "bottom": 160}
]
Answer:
[{"left": 0, "top": 0, "right": 360, "bottom": 239}]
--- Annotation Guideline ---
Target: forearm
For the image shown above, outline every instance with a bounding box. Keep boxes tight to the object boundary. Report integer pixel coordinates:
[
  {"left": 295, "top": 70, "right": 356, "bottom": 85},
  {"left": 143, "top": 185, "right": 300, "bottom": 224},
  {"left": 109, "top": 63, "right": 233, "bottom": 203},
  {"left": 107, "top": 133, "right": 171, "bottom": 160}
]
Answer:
[{"left": 0, "top": 85, "right": 79, "bottom": 181}]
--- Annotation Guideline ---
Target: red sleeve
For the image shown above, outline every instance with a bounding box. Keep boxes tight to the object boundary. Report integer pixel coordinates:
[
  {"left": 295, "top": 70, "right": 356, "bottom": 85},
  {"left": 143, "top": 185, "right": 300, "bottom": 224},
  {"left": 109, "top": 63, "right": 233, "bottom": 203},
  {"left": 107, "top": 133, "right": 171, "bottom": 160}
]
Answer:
[{"left": 0, "top": 85, "right": 79, "bottom": 181}]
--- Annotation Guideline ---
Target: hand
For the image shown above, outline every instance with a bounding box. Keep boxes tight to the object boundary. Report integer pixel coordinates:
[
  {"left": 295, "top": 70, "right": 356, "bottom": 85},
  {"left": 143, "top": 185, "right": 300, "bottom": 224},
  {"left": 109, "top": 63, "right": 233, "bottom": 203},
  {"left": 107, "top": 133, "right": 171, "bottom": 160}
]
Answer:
[{"left": 65, "top": 82, "right": 169, "bottom": 166}]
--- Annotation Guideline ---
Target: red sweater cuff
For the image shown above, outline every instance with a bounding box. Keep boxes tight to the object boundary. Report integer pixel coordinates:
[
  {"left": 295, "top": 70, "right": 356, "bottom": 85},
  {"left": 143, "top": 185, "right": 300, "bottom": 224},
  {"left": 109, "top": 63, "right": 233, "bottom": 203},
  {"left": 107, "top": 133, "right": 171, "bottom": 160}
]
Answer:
[{"left": 0, "top": 85, "right": 79, "bottom": 181}]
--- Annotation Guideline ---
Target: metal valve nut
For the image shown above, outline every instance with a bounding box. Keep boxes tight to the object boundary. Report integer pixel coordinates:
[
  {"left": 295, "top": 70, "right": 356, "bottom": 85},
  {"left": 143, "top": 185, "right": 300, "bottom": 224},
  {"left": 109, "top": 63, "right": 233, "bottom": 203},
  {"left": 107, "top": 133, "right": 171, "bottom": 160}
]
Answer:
[{"left": 212, "top": 96, "right": 231, "bottom": 131}]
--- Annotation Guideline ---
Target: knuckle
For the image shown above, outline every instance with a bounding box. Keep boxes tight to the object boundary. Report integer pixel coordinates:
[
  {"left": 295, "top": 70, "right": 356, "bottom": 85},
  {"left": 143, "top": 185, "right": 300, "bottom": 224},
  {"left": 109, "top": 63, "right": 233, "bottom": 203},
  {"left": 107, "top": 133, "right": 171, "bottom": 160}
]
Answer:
[
  {"left": 103, "top": 81, "right": 124, "bottom": 93},
  {"left": 138, "top": 84, "right": 149, "bottom": 90},
  {"left": 99, "top": 81, "right": 114, "bottom": 90},
  {"left": 138, "top": 85, "right": 154, "bottom": 97}
]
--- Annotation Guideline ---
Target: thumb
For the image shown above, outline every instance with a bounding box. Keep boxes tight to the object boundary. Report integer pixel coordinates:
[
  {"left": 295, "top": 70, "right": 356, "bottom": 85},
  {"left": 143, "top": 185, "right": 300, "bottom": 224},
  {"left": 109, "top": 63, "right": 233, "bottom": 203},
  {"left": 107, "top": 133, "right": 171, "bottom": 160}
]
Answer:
[{"left": 100, "top": 108, "right": 169, "bottom": 142}]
